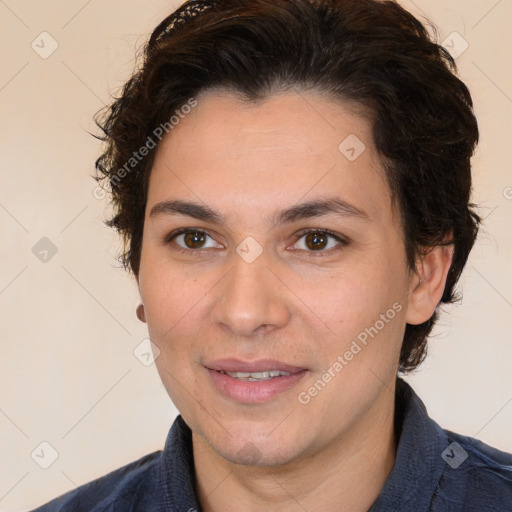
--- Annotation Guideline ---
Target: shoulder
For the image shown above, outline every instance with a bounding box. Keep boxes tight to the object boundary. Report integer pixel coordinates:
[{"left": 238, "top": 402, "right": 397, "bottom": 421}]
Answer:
[
  {"left": 391, "top": 379, "right": 512, "bottom": 512},
  {"left": 30, "top": 450, "right": 163, "bottom": 512},
  {"left": 434, "top": 429, "right": 512, "bottom": 511}
]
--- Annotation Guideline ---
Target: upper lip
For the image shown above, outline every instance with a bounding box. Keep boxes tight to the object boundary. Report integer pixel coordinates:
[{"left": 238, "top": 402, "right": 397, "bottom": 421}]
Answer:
[{"left": 205, "top": 358, "right": 307, "bottom": 374}]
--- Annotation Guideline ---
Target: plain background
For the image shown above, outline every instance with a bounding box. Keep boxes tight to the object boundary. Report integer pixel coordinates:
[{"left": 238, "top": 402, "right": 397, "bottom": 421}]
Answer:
[{"left": 0, "top": 0, "right": 511, "bottom": 510}]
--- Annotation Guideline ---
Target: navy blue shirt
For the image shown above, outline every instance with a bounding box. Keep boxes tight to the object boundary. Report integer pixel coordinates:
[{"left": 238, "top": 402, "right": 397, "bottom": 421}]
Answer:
[{"left": 31, "top": 378, "right": 512, "bottom": 511}]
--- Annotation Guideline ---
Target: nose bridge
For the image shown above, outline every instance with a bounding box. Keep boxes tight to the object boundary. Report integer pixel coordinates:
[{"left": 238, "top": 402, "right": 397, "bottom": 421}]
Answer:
[{"left": 212, "top": 246, "right": 290, "bottom": 336}]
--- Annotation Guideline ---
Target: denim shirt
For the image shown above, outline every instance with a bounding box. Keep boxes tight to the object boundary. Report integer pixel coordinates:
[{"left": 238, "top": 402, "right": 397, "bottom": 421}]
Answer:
[{"left": 31, "top": 378, "right": 512, "bottom": 511}]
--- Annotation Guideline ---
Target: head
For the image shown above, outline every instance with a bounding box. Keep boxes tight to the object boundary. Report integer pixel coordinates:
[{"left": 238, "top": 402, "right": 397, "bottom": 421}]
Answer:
[{"left": 94, "top": 0, "right": 479, "bottom": 466}]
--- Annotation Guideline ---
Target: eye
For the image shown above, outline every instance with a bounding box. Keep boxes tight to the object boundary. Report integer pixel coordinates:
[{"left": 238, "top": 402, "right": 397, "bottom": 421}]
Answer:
[
  {"left": 165, "top": 228, "right": 222, "bottom": 251},
  {"left": 164, "top": 228, "right": 348, "bottom": 255},
  {"left": 291, "top": 229, "right": 347, "bottom": 254}
]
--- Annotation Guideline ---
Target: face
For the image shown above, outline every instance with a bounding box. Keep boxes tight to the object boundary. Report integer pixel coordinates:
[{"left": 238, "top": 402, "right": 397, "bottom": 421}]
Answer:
[{"left": 137, "top": 89, "right": 415, "bottom": 466}]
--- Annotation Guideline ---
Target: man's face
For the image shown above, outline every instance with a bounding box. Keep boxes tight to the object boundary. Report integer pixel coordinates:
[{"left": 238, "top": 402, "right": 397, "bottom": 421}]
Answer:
[{"left": 138, "top": 90, "right": 413, "bottom": 466}]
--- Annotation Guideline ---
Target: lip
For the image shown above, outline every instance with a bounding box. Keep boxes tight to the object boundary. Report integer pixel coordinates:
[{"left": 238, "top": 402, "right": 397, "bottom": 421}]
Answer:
[{"left": 205, "top": 358, "right": 308, "bottom": 403}]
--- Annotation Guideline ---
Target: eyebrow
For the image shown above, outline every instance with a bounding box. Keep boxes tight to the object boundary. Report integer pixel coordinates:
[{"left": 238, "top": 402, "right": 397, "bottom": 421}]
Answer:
[{"left": 149, "top": 197, "right": 370, "bottom": 226}]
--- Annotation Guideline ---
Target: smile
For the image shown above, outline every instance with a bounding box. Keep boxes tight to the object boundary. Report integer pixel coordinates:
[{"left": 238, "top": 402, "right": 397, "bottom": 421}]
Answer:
[
  {"left": 222, "top": 370, "right": 292, "bottom": 381},
  {"left": 205, "top": 359, "right": 308, "bottom": 403}
]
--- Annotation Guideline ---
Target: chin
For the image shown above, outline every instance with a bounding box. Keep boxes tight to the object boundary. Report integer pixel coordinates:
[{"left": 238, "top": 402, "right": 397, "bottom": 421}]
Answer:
[
  {"left": 216, "top": 439, "right": 303, "bottom": 467},
  {"left": 199, "top": 419, "right": 308, "bottom": 467}
]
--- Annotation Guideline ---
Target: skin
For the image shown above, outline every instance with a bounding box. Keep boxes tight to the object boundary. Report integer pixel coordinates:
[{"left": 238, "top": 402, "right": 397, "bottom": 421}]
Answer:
[{"left": 136, "top": 89, "right": 453, "bottom": 511}]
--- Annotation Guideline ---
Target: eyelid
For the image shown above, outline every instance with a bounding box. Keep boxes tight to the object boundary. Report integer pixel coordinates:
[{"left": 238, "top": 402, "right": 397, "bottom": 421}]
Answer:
[
  {"left": 289, "top": 228, "right": 349, "bottom": 254},
  {"left": 164, "top": 227, "right": 206, "bottom": 243},
  {"left": 164, "top": 227, "right": 222, "bottom": 249}
]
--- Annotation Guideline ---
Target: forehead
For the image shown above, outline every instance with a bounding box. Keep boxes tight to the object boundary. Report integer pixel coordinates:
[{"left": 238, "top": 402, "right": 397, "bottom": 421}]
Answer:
[{"left": 148, "top": 89, "right": 394, "bottom": 225}]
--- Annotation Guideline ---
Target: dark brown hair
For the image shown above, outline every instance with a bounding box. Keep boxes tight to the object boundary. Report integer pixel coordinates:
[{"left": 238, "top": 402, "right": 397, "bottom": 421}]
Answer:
[{"left": 93, "top": 0, "right": 480, "bottom": 373}]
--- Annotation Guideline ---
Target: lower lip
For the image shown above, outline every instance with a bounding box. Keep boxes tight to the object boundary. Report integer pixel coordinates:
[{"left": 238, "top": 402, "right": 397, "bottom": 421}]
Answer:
[{"left": 207, "top": 369, "right": 308, "bottom": 403}]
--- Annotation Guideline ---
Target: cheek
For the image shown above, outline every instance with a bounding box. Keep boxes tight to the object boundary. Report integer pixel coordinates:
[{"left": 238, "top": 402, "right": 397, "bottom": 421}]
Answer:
[
  {"left": 319, "top": 263, "right": 404, "bottom": 325},
  {"left": 140, "top": 259, "right": 206, "bottom": 338},
  {"left": 143, "top": 266, "right": 205, "bottom": 408},
  {"left": 315, "top": 258, "right": 408, "bottom": 360}
]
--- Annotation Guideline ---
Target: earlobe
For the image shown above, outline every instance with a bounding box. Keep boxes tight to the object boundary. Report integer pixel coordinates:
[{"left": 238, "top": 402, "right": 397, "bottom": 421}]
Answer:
[
  {"left": 136, "top": 303, "right": 147, "bottom": 323},
  {"left": 405, "top": 243, "right": 454, "bottom": 325}
]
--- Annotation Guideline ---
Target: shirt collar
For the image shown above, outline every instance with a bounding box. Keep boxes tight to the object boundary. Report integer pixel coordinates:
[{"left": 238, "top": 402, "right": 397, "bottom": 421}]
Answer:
[
  {"left": 158, "top": 377, "right": 448, "bottom": 511},
  {"left": 368, "top": 377, "right": 448, "bottom": 511},
  {"left": 159, "top": 413, "right": 201, "bottom": 511}
]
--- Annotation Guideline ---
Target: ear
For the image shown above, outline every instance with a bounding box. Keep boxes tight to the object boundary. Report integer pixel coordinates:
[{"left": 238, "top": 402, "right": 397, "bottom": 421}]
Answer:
[
  {"left": 405, "top": 241, "right": 454, "bottom": 325},
  {"left": 136, "top": 303, "right": 147, "bottom": 323}
]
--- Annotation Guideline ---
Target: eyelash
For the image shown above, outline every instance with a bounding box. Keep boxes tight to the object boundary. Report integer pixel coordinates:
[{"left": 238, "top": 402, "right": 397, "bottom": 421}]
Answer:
[{"left": 164, "top": 228, "right": 349, "bottom": 256}]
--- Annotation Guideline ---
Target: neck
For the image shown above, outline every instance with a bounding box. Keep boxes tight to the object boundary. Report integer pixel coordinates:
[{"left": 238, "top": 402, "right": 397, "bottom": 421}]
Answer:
[{"left": 193, "top": 384, "right": 397, "bottom": 512}]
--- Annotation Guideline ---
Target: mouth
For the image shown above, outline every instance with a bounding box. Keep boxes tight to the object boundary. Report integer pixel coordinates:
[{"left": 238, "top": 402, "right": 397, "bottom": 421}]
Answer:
[
  {"left": 219, "top": 369, "right": 294, "bottom": 381},
  {"left": 204, "top": 359, "right": 308, "bottom": 403}
]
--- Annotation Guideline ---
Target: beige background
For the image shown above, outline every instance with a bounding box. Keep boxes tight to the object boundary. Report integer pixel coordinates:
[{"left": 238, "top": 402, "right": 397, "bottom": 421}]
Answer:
[{"left": 0, "top": 0, "right": 511, "bottom": 510}]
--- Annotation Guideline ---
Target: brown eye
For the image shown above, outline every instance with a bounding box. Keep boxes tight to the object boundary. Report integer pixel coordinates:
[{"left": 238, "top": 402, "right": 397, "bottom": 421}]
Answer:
[
  {"left": 166, "top": 229, "right": 220, "bottom": 251},
  {"left": 183, "top": 231, "right": 207, "bottom": 249},
  {"left": 304, "top": 232, "right": 329, "bottom": 251},
  {"left": 292, "top": 229, "right": 347, "bottom": 254}
]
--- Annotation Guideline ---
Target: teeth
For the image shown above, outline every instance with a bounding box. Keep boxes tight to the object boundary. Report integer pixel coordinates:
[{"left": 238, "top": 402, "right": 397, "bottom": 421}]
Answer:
[{"left": 224, "top": 370, "right": 291, "bottom": 381}]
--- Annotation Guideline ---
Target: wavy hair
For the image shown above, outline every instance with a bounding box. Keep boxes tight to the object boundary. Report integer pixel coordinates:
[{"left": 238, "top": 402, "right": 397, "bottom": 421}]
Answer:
[{"left": 93, "top": 0, "right": 480, "bottom": 373}]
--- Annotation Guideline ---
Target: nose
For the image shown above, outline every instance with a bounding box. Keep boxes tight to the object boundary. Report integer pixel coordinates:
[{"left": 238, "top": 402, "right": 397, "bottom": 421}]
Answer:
[{"left": 211, "top": 248, "right": 291, "bottom": 338}]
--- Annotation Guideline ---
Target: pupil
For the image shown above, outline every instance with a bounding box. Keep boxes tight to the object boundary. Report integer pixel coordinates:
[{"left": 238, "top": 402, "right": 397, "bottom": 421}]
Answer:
[
  {"left": 306, "top": 232, "right": 327, "bottom": 250},
  {"left": 185, "top": 231, "right": 205, "bottom": 248}
]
